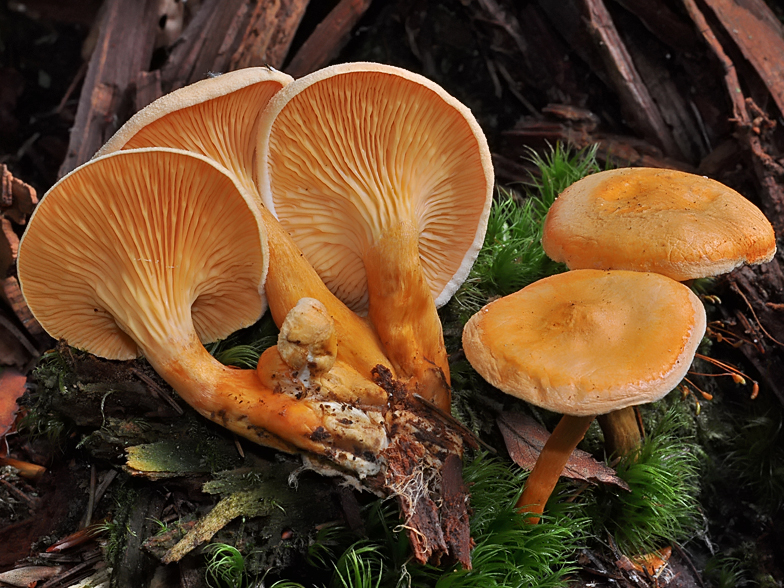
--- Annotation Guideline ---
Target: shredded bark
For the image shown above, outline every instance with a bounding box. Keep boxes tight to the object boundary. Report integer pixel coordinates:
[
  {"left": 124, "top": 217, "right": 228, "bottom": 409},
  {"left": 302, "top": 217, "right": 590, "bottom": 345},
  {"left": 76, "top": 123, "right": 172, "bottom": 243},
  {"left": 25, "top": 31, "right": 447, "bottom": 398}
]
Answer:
[{"left": 372, "top": 365, "right": 472, "bottom": 568}]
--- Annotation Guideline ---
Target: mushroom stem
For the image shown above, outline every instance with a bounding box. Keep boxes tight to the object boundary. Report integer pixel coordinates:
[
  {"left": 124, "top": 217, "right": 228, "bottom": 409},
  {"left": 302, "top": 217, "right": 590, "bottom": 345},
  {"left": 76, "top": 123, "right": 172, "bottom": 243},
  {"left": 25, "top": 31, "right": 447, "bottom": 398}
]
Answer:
[
  {"left": 597, "top": 406, "right": 643, "bottom": 457},
  {"left": 260, "top": 206, "right": 394, "bottom": 382},
  {"left": 141, "top": 331, "right": 387, "bottom": 471},
  {"left": 516, "top": 414, "right": 595, "bottom": 524},
  {"left": 364, "top": 222, "right": 451, "bottom": 411},
  {"left": 142, "top": 333, "right": 327, "bottom": 453}
]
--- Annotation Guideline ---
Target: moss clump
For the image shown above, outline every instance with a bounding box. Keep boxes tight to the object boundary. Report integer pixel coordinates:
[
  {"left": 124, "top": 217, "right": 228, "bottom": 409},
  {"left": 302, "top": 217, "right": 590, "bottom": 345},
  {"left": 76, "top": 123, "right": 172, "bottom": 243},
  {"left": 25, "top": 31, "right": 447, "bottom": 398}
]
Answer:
[
  {"left": 452, "top": 143, "right": 600, "bottom": 322},
  {"left": 587, "top": 407, "right": 703, "bottom": 555}
]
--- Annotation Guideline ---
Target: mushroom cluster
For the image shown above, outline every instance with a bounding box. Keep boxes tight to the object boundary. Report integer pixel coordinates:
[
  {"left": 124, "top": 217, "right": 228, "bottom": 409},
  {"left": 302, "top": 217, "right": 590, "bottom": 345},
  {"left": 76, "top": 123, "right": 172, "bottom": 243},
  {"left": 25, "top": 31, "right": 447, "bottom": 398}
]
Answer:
[
  {"left": 18, "top": 64, "right": 493, "bottom": 567},
  {"left": 463, "top": 166, "right": 776, "bottom": 522}
]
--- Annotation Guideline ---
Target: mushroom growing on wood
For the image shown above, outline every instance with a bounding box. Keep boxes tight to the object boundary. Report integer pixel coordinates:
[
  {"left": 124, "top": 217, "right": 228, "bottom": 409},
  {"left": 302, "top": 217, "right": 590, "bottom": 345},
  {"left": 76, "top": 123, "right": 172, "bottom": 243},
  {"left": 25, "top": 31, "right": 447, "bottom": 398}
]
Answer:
[
  {"left": 257, "top": 62, "right": 494, "bottom": 411},
  {"left": 462, "top": 269, "right": 706, "bottom": 523},
  {"left": 96, "top": 66, "right": 393, "bottom": 382},
  {"left": 18, "top": 148, "right": 386, "bottom": 472},
  {"left": 541, "top": 167, "right": 775, "bottom": 455}
]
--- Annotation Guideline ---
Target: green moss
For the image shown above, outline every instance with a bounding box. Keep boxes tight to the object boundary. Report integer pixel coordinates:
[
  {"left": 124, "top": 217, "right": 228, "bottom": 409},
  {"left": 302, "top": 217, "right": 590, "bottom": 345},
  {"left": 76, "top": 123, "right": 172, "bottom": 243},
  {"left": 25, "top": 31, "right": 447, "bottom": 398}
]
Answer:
[
  {"left": 451, "top": 143, "right": 600, "bottom": 322},
  {"left": 297, "top": 454, "right": 586, "bottom": 588},
  {"left": 587, "top": 407, "right": 703, "bottom": 555},
  {"left": 207, "top": 313, "right": 279, "bottom": 369}
]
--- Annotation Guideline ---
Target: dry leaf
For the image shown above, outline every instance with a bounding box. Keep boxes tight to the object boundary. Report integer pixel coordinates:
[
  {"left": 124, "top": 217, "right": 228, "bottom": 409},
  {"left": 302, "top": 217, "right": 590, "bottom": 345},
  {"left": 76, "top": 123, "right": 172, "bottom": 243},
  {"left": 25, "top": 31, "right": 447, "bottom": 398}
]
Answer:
[
  {"left": 498, "top": 411, "right": 630, "bottom": 491},
  {"left": 0, "top": 565, "right": 64, "bottom": 587}
]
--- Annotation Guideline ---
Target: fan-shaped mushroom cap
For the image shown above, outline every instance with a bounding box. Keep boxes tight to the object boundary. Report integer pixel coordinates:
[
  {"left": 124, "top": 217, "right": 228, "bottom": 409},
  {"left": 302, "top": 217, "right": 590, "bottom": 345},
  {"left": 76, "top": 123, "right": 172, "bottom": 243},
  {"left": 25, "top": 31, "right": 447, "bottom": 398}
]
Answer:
[
  {"left": 18, "top": 148, "right": 268, "bottom": 360},
  {"left": 257, "top": 61, "right": 494, "bottom": 313},
  {"left": 97, "top": 67, "right": 293, "bottom": 197},
  {"left": 95, "top": 66, "right": 393, "bottom": 382},
  {"left": 542, "top": 168, "right": 776, "bottom": 280},
  {"left": 462, "top": 269, "right": 706, "bottom": 416}
]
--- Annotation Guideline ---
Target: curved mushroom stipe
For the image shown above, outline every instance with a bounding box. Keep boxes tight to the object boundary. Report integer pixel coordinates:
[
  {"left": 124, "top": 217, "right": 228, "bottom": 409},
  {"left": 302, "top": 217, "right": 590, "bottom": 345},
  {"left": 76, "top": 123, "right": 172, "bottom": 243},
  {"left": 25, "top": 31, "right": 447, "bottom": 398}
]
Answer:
[
  {"left": 257, "top": 62, "right": 495, "bottom": 412},
  {"left": 260, "top": 206, "right": 393, "bottom": 381},
  {"left": 18, "top": 148, "right": 386, "bottom": 476},
  {"left": 95, "top": 66, "right": 394, "bottom": 382},
  {"left": 515, "top": 415, "right": 595, "bottom": 524}
]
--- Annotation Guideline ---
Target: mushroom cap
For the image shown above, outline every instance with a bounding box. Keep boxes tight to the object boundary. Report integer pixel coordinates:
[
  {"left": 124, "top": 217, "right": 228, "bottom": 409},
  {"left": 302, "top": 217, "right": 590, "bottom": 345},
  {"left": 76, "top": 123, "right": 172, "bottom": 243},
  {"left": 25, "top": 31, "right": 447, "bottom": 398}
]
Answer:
[
  {"left": 462, "top": 269, "right": 706, "bottom": 416},
  {"left": 257, "top": 62, "right": 494, "bottom": 313},
  {"left": 96, "top": 67, "right": 293, "bottom": 197},
  {"left": 18, "top": 148, "right": 268, "bottom": 360},
  {"left": 542, "top": 167, "right": 777, "bottom": 280}
]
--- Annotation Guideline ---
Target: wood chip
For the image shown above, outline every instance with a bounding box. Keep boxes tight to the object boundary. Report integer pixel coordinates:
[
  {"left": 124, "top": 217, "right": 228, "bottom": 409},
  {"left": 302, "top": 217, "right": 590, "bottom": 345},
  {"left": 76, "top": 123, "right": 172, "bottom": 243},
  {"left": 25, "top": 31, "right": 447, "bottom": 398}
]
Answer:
[
  {"left": 2, "top": 276, "right": 44, "bottom": 337},
  {"left": 228, "top": 0, "right": 310, "bottom": 71},
  {"left": 59, "top": 0, "right": 160, "bottom": 176}
]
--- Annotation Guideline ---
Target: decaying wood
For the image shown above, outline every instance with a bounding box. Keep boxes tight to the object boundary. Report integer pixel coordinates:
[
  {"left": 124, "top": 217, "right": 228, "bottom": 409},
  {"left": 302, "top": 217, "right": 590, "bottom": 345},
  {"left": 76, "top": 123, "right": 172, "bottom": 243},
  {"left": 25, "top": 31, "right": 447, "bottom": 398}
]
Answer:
[
  {"left": 158, "top": 0, "right": 245, "bottom": 91},
  {"left": 160, "top": 0, "right": 309, "bottom": 92},
  {"left": 618, "top": 26, "right": 706, "bottom": 163},
  {"left": 0, "top": 166, "right": 43, "bottom": 351},
  {"left": 614, "top": 0, "right": 698, "bottom": 53},
  {"left": 501, "top": 105, "right": 695, "bottom": 177},
  {"left": 676, "top": 0, "right": 784, "bottom": 408},
  {"left": 1, "top": 277, "right": 43, "bottom": 338},
  {"left": 229, "top": 0, "right": 311, "bottom": 72},
  {"left": 702, "top": 0, "right": 784, "bottom": 117},
  {"left": 582, "top": 0, "right": 682, "bottom": 159},
  {"left": 723, "top": 265, "right": 784, "bottom": 408},
  {"left": 0, "top": 164, "right": 37, "bottom": 229},
  {"left": 286, "top": 0, "right": 373, "bottom": 78},
  {"left": 59, "top": 0, "right": 160, "bottom": 177}
]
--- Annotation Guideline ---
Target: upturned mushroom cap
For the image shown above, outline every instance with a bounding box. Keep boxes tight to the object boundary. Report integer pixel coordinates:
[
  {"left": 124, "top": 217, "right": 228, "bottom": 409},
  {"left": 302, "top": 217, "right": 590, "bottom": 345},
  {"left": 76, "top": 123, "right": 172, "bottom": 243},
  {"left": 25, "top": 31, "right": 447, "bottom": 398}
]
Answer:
[
  {"left": 257, "top": 61, "right": 494, "bottom": 313},
  {"left": 542, "top": 167, "right": 777, "bottom": 280},
  {"left": 96, "top": 67, "right": 293, "bottom": 197},
  {"left": 95, "top": 65, "right": 394, "bottom": 382},
  {"left": 18, "top": 148, "right": 268, "bottom": 360},
  {"left": 462, "top": 269, "right": 706, "bottom": 416}
]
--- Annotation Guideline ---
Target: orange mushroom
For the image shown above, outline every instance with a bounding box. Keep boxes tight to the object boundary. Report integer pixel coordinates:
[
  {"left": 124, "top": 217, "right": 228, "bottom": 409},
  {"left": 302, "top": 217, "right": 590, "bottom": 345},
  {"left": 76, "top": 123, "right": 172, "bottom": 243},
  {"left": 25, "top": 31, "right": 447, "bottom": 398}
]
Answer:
[
  {"left": 542, "top": 167, "right": 777, "bottom": 279},
  {"left": 542, "top": 167, "right": 776, "bottom": 455},
  {"left": 257, "top": 62, "right": 494, "bottom": 411},
  {"left": 462, "top": 270, "right": 706, "bottom": 523},
  {"left": 95, "top": 68, "right": 474, "bottom": 566},
  {"left": 96, "top": 67, "right": 393, "bottom": 382},
  {"left": 18, "top": 148, "right": 386, "bottom": 473}
]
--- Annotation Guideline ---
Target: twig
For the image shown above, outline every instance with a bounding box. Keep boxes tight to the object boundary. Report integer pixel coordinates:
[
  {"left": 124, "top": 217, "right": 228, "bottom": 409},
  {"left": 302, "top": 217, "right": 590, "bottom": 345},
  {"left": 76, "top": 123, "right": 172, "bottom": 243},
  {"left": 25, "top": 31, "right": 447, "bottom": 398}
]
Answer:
[
  {"left": 0, "top": 477, "right": 37, "bottom": 507},
  {"left": 80, "top": 464, "right": 97, "bottom": 529},
  {"left": 412, "top": 393, "right": 496, "bottom": 454},
  {"left": 672, "top": 543, "right": 707, "bottom": 588},
  {"left": 93, "top": 469, "right": 118, "bottom": 509},
  {"left": 129, "top": 366, "right": 183, "bottom": 414},
  {"left": 731, "top": 282, "right": 784, "bottom": 347},
  {"left": 0, "top": 314, "right": 40, "bottom": 358}
]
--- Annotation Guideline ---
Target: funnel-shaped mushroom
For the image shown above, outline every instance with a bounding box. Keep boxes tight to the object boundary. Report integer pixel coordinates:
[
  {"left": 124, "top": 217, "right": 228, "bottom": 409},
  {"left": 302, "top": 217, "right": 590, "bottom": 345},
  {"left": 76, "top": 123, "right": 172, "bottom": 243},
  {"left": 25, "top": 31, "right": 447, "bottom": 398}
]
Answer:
[
  {"left": 462, "top": 269, "right": 706, "bottom": 523},
  {"left": 257, "top": 62, "right": 494, "bottom": 411},
  {"left": 542, "top": 167, "right": 777, "bottom": 279},
  {"left": 18, "top": 148, "right": 385, "bottom": 471},
  {"left": 96, "top": 67, "right": 392, "bottom": 381}
]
